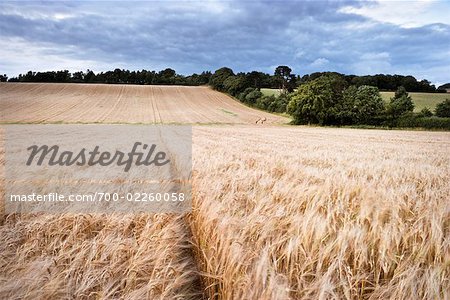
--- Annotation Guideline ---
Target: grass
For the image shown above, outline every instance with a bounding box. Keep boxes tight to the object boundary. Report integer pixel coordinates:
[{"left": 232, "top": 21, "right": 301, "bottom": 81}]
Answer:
[
  {"left": 261, "top": 88, "right": 282, "bottom": 97},
  {"left": 380, "top": 92, "right": 447, "bottom": 112},
  {"left": 220, "top": 109, "right": 238, "bottom": 116}
]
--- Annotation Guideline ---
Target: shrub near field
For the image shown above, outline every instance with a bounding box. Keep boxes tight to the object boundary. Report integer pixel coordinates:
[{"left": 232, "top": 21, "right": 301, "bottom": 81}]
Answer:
[{"left": 263, "top": 89, "right": 449, "bottom": 113}]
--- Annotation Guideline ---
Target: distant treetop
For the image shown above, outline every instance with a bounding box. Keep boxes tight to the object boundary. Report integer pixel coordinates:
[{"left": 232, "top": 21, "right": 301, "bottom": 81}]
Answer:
[
  {"left": 4, "top": 67, "right": 442, "bottom": 93},
  {"left": 438, "top": 83, "right": 450, "bottom": 90}
]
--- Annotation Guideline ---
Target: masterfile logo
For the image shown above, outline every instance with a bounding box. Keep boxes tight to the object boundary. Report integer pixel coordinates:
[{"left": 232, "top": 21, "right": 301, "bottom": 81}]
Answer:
[
  {"left": 26, "top": 142, "right": 170, "bottom": 172},
  {"left": 4, "top": 124, "right": 192, "bottom": 214}
]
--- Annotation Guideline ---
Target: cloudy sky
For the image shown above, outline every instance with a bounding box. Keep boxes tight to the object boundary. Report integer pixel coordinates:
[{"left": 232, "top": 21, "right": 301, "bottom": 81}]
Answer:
[{"left": 1, "top": 0, "right": 449, "bottom": 85}]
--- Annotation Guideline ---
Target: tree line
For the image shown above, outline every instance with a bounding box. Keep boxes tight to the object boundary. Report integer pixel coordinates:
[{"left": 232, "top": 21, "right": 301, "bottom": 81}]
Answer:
[
  {"left": 3, "top": 69, "right": 212, "bottom": 86},
  {"left": 208, "top": 67, "right": 450, "bottom": 129},
  {"left": 2, "top": 67, "right": 447, "bottom": 93}
]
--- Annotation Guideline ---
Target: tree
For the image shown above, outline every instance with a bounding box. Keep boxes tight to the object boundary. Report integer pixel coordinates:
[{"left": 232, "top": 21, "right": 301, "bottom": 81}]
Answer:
[
  {"left": 274, "top": 66, "right": 295, "bottom": 93},
  {"left": 272, "top": 93, "right": 290, "bottom": 113},
  {"left": 435, "top": 99, "right": 450, "bottom": 117},
  {"left": 155, "top": 68, "right": 176, "bottom": 85},
  {"left": 198, "top": 71, "right": 212, "bottom": 85},
  {"left": 209, "top": 67, "right": 234, "bottom": 91},
  {"left": 401, "top": 76, "right": 418, "bottom": 91},
  {"left": 247, "top": 71, "right": 270, "bottom": 89},
  {"left": 255, "top": 95, "right": 275, "bottom": 111},
  {"left": 338, "top": 85, "right": 385, "bottom": 125},
  {"left": 84, "top": 70, "right": 96, "bottom": 82},
  {"left": 159, "top": 68, "right": 176, "bottom": 78},
  {"left": 72, "top": 71, "right": 84, "bottom": 82},
  {"left": 0, "top": 74, "right": 7, "bottom": 82},
  {"left": 244, "top": 89, "right": 263, "bottom": 105},
  {"left": 287, "top": 75, "right": 348, "bottom": 125},
  {"left": 351, "top": 75, "right": 377, "bottom": 87},
  {"left": 223, "top": 75, "right": 250, "bottom": 96},
  {"left": 238, "top": 87, "right": 255, "bottom": 102},
  {"left": 387, "top": 86, "right": 414, "bottom": 120},
  {"left": 437, "top": 83, "right": 450, "bottom": 92}
]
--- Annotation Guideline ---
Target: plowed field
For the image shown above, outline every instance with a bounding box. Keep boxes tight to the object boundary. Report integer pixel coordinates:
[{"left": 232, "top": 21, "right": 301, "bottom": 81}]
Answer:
[{"left": 0, "top": 83, "right": 288, "bottom": 124}]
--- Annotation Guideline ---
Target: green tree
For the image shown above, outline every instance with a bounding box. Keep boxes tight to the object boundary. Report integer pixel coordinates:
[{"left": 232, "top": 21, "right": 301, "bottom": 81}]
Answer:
[
  {"left": 247, "top": 71, "right": 269, "bottom": 89},
  {"left": 274, "top": 66, "right": 295, "bottom": 93},
  {"left": 159, "top": 68, "right": 176, "bottom": 78},
  {"left": 255, "top": 95, "right": 275, "bottom": 110},
  {"left": 244, "top": 89, "right": 263, "bottom": 105},
  {"left": 387, "top": 86, "right": 414, "bottom": 120},
  {"left": 72, "top": 71, "right": 84, "bottom": 82},
  {"left": 198, "top": 71, "right": 212, "bottom": 85},
  {"left": 287, "top": 75, "right": 347, "bottom": 125},
  {"left": 223, "top": 75, "right": 249, "bottom": 96},
  {"left": 84, "top": 70, "right": 96, "bottom": 82},
  {"left": 209, "top": 67, "right": 234, "bottom": 91},
  {"left": 55, "top": 70, "right": 70, "bottom": 82},
  {"left": 157, "top": 68, "right": 176, "bottom": 84},
  {"left": 435, "top": 99, "right": 450, "bottom": 117},
  {"left": 272, "top": 93, "right": 290, "bottom": 113},
  {"left": 338, "top": 85, "right": 385, "bottom": 125}
]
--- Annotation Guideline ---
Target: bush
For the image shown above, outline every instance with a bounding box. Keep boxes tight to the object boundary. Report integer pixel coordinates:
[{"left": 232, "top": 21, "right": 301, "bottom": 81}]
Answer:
[
  {"left": 397, "top": 114, "right": 450, "bottom": 129},
  {"left": 244, "top": 89, "right": 263, "bottom": 105},
  {"left": 435, "top": 99, "right": 450, "bottom": 117},
  {"left": 238, "top": 88, "right": 255, "bottom": 102},
  {"left": 272, "top": 93, "right": 289, "bottom": 113},
  {"left": 417, "top": 107, "right": 433, "bottom": 117},
  {"left": 255, "top": 95, "right": 275, "bottom": 110},
  {"left": 387, "top": 86, "right": 414, "bottom": 119}
]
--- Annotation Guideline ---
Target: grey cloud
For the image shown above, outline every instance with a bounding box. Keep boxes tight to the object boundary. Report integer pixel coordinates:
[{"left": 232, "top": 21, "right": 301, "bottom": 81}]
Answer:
[{"left": 0, "top": 0, "right": 448, "bottom": 84}]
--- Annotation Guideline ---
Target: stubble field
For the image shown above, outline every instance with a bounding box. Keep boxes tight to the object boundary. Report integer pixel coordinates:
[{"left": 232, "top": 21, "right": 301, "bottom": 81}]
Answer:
[
  {"left": 0, "top": 83, "right": 287, "bottom": 124},
  {"left": 0, "top": 83, "right": 449, "bottom": 299}
]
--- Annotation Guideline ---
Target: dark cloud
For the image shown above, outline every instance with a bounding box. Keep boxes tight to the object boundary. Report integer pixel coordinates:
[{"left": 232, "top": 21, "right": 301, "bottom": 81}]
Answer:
[{"left": 0, "top": 0, "right": 448, "bottom": 84}]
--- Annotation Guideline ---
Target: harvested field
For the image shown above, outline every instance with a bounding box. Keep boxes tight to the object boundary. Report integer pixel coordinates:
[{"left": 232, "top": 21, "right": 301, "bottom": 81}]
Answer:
[{"left": 0, "top": 83, "right": 288, "bottom": 124}]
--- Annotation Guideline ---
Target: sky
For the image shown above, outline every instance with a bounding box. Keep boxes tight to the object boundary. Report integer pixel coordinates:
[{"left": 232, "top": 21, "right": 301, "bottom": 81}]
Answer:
[{"left": 0, "top": 0, "right": 449, "bottom": 86}]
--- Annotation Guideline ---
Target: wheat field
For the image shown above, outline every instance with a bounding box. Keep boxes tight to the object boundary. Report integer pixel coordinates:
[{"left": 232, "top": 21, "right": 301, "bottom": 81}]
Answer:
[
  {"left": 0, "top": 84, "right": 449, "bottom": 299},
  {"left": 191, "top": 126, "right": 450, "bottom": 299}
]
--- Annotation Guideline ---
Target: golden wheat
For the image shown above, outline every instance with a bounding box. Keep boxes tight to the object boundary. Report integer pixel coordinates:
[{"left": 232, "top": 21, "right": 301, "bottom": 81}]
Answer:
[
  {"left": 0, "top": 213, "right": 201, "bottom": 299},
  {"left": 0, "top": 123, "right": 449, "bottom": 298},
  {"left": 190, "top": 126, "right": 450, "bottom": 299}
]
